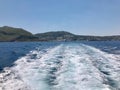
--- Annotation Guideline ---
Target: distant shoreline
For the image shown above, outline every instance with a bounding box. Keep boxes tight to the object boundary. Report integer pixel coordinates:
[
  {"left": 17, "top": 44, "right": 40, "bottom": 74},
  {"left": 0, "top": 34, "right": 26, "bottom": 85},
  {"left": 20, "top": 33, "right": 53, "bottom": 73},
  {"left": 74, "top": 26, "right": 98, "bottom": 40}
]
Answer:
[{"left": 0, "top": 26, "right": 120, "bottom": 42}]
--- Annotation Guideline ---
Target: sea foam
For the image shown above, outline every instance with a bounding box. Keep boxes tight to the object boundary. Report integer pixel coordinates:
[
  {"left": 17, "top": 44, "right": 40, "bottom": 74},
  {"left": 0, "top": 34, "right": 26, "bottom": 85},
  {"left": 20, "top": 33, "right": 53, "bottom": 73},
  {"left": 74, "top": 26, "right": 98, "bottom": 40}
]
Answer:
[{"left": 0, "top": 44, "right": 120, "bottom": 90}]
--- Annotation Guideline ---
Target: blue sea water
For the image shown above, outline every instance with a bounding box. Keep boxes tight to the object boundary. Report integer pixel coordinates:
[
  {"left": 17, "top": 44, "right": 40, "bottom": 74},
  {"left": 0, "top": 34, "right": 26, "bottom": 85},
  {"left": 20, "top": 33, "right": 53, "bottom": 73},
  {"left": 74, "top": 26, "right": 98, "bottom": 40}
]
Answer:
[
  {"left": 0, "top": 41, "right": 120, "bottom": 90},
  {"left": 0, "top": 42, "right": 60, "bottom": 71}
]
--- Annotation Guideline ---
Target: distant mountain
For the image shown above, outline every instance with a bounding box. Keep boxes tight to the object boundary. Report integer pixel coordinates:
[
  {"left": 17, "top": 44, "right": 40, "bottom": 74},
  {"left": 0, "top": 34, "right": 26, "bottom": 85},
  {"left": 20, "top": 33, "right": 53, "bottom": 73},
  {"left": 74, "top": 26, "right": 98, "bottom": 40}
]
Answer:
[
  {"left": 0, "top": 26, "right": 120, "bottom": 42},
  {"left": 0, "top": 26, "right": 37, "bottom": 41},
  {"left": 35, "top": 31, "right": 75, "bottom": 41},
  {"left": 35, "top": 31, "right": 120, "bottom": 41}
]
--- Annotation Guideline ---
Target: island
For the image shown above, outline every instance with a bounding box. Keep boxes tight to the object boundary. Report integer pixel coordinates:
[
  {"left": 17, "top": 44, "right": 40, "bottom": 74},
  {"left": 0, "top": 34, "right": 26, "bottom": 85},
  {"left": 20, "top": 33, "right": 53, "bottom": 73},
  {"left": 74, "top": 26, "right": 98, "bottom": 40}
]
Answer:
[{"left": 0, "top": 26, "right": 120, "bottom": 42}]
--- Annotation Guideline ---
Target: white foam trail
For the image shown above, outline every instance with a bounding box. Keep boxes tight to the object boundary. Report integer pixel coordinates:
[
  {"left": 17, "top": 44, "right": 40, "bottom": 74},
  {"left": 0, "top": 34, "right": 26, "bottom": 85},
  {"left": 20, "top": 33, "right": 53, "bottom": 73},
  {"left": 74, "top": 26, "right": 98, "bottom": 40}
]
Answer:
[{"left": 0, "top": 43, "right": 120, "bottom": 90}]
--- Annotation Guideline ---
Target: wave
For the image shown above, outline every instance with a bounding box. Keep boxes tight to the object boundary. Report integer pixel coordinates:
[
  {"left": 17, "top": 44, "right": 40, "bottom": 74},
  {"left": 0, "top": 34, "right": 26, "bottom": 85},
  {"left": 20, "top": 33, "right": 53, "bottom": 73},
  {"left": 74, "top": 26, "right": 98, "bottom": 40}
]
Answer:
[{"left": 0, "top": 44, "right": 120, "bottom": 90}]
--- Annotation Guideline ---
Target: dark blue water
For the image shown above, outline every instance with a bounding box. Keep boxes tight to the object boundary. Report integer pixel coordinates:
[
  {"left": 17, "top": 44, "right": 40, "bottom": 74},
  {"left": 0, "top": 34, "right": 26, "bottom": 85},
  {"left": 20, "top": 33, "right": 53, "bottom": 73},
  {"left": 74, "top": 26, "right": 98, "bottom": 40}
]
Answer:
[
  {"left": 81, "top": 41, "right": 120, "bottom": 54},
  {"left": 0, "top": 42, "right": 61, "bottom": 71},
  {"left": 0, "top": 41, "right": 120, "bottom": 90},
  {"left": 0, "top": 41, "right": 120, "bottom": 71}
]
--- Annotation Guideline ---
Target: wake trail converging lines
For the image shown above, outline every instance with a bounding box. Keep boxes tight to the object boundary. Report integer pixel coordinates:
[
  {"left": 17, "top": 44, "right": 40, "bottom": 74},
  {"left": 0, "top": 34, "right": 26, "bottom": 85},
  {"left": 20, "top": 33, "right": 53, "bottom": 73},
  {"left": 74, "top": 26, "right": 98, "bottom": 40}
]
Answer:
[{"left": 0, "top": 44, "right": 120, "bottom": 90}]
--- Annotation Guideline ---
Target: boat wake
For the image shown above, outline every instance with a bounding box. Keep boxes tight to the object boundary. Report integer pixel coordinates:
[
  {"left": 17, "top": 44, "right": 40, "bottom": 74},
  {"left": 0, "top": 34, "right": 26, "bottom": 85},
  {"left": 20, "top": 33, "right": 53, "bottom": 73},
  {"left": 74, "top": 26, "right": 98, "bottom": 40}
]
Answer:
[{"left": 0, "top": 44, "right": 120, "bottom": 90}]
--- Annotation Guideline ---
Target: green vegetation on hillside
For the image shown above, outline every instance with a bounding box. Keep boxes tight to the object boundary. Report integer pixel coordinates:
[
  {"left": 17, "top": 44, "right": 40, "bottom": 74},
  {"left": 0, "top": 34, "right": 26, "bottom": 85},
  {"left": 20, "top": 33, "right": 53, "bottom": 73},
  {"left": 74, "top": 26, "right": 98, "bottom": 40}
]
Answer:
[
  {"left": 0, "top": 26, "right": 120, "bottom": 42},
  {"left": 35, "top": 31, "right": 75, "bottom": 41},
  {"left": 35, "top": 31, "right": 120, "bottom": 41},
  {"left": 0, "top": 26, "right": 37, "bottom": 41}
]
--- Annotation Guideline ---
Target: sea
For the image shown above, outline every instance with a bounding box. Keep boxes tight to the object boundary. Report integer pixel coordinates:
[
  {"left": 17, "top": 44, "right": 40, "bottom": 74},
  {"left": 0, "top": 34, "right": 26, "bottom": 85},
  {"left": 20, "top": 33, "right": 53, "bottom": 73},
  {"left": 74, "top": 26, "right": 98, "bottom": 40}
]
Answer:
[{"left": 0, "top": 41, "right": 120, "bottom": 90}]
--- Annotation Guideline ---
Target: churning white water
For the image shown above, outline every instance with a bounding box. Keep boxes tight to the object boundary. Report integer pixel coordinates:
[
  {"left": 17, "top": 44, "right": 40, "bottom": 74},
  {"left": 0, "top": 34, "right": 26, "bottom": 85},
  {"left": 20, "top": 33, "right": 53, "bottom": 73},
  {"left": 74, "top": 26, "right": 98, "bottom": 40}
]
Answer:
[{"left": 0, "top": 44, "right": 120, "bottom": 90}]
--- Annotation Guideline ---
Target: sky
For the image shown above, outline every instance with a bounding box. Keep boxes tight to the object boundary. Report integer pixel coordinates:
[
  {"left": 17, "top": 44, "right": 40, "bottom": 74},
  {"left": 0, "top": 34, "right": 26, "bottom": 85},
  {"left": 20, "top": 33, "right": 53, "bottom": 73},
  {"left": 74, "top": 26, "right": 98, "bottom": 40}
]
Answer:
[{"left": 0, "top": 0, "right": 120, "bottom": 36}]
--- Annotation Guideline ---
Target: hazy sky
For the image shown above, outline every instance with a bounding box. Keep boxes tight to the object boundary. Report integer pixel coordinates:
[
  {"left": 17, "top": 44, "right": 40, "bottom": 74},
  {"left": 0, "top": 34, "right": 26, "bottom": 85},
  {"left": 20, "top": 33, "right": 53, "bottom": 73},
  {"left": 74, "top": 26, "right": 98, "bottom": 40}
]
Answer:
[{"left": 0, "top": 0, "right": 120, "bottom": 35}]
